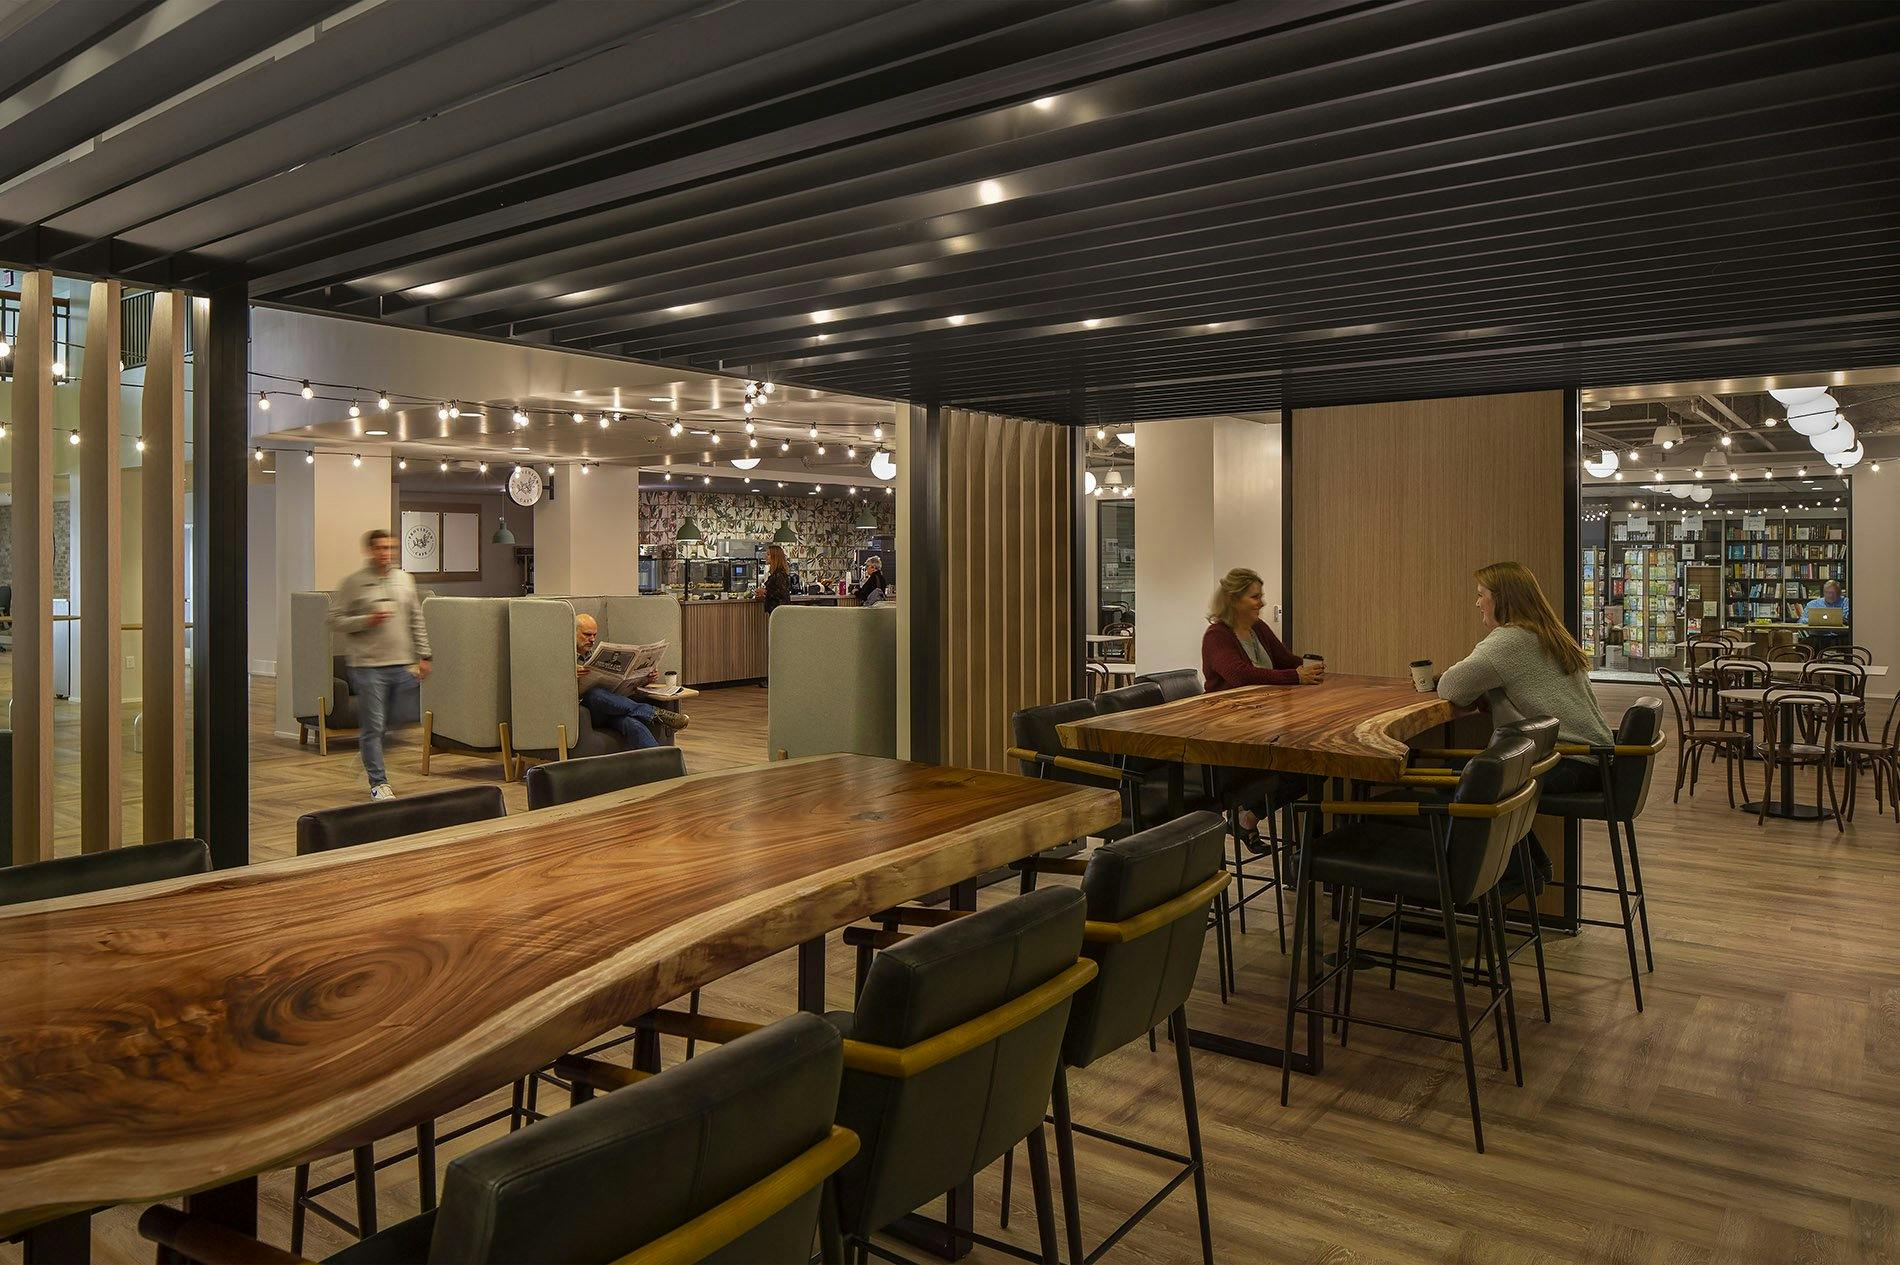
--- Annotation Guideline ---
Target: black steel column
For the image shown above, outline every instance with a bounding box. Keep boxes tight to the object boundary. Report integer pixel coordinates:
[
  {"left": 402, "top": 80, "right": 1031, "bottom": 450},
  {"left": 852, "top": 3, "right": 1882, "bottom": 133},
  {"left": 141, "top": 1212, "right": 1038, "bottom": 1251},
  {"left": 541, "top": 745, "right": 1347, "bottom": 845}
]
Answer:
[
  {"left": 1558, "top": 387, "right": 1584, "bottom": 930},
  {"left": 1280, "top": 404, "right": 1295, "bottom": 642},
  {"left": 193, "top": 282, "right": 250, "bottom": 868},
  {"left": 908, "top": 404, "right": 943, "bottom": 764},
  {"left": 1068, "top": 425, "right": 1087, "bottom": 699}
]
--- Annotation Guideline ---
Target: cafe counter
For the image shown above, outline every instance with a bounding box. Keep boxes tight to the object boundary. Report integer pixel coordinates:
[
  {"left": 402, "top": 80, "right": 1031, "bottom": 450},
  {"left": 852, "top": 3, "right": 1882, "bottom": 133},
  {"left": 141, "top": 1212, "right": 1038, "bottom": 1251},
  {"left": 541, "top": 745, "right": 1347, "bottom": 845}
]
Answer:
[{"left": 680, "top": 596, "right": 861, "bottom": 685}]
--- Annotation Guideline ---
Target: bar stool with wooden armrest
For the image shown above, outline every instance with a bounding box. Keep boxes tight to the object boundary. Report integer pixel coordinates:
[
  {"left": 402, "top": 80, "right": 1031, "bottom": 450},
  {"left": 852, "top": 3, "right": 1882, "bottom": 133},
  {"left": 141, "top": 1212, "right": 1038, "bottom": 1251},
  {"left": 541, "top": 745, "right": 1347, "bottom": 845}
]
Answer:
[
  {"left": 1756, "top": 687, "right": 1845, "bottom": 833},
  {"left": 1389, "top": 718, "right": 1562, "bottom": 1023},
  {"left": 857, "top": 815, "right": 1231, "bottom": 1264},
  {"left": 1280, "top": 736, "right": 1543, "bottom": 1152},
  {"left": 143, "top": 1013, "right": 857, "bottom": 1265},
  {"left": 1534, "top": 701, "right": 1666, "bottom": 1012},
  {"left": 1657, "top": 666, "right": 1748, "bottom": 805},
  {"left": 290, "top": 787, "right": 510, "bottom": 1256},
  {"left": 1009, "top": 701, "right": 1237, "bottom": 1001},
  {"left": 1841, "top": 692, "right": 1900, "bottom": 823},
  {"left": 1803, "top": 660, "right": 1868, "bottom": 742},
  {"left": 635, "top": 888, "right": 1098, "bottom": 1265}
]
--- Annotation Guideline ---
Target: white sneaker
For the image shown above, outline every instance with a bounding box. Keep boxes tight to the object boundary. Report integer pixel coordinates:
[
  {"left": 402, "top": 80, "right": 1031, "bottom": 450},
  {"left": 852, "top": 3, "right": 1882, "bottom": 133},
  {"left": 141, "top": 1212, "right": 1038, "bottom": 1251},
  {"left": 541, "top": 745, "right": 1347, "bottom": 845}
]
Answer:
[{"left": 370, "top": 783, "right": 395, "bottom": 801}]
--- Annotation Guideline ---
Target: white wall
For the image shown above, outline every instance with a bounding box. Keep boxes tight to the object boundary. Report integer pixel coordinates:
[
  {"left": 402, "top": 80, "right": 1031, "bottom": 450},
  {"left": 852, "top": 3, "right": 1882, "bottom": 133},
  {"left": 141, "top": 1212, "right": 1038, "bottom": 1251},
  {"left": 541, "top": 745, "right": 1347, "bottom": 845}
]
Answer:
[
  {"left": 532, "top": 464, "right": 638, "bottom": 593},
  {"left": 1133, "top": 417, "right": 1285, "bottom": 678},
  {"left": 389, "top": 485, "right": 533, "bottom": 598},
  {"left": 248, "top": 482, "right": 276, "bottom": 675},
  {"left": 1853, "top": 473, "right": 1900, "bottom": 698}
]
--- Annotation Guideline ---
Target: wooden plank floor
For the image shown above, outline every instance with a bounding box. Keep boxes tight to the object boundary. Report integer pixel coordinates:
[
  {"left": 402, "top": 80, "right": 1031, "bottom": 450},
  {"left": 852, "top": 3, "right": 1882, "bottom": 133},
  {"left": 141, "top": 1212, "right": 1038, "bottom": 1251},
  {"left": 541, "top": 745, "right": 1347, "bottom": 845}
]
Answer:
[{"left": 5, "top": 678, "right": 1899, "bottom": 1263}]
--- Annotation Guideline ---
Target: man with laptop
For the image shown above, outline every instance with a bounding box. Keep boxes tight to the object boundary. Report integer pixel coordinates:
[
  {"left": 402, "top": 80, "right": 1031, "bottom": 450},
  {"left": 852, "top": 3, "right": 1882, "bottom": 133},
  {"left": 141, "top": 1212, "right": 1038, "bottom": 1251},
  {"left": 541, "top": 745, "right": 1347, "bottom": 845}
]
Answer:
[{"left": 1801, "top": 578, "right": 1850, "bottom": 651}]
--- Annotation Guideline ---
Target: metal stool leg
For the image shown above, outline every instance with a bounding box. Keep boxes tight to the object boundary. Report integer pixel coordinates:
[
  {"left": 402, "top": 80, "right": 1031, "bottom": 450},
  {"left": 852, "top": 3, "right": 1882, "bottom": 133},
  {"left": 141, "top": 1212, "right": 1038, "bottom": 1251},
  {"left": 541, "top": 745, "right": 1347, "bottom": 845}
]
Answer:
[
  {"left": 1050, "top": 1068, "right": 1085, "bottom": 1265},
  {"left": 1605, "top": 817, "right": 1644, "bottom": 1013}
]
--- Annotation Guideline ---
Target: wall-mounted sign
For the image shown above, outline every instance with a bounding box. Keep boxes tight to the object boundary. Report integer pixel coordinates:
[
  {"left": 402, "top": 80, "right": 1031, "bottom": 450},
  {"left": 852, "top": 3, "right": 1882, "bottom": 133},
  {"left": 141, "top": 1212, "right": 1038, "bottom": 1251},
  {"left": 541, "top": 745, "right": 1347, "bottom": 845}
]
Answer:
[
  {"left": 1683, "top": 514, "right": 1703, "bottom": 536},
  {"left": 1744, "top": 514, "right": 1766, "bottom": 533},
  {"left": 1627, "top": 515, "right": 1649, "bottom": 534}
]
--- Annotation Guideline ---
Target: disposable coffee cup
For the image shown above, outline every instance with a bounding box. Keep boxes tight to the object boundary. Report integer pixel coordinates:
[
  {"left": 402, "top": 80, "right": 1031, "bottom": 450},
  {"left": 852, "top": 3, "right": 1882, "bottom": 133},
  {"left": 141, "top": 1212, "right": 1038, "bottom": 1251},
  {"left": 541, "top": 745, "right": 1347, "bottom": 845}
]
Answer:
[
  {"left": 1410, "top": 659, "right": 1435, "bottom": 692},
  {"left": 1303, "top": 653, "right": 1325, "bottom": 662},
  {"left": 663, "top": 671, "right": 680, "bottom": 688}
]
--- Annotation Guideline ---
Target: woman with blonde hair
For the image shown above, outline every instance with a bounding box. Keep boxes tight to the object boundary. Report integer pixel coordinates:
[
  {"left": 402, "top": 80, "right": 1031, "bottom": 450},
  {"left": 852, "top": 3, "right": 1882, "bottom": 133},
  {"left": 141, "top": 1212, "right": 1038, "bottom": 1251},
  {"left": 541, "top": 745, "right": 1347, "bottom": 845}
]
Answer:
[
  {"left": 759, "top": 543, "right": 794, "bottom": 615},
  {"left": 1437, "top": 560, "right": 1613, "bottom": 792},
  {"left": 1201, "top": 567, "right": 1322, "bottom": 691}
]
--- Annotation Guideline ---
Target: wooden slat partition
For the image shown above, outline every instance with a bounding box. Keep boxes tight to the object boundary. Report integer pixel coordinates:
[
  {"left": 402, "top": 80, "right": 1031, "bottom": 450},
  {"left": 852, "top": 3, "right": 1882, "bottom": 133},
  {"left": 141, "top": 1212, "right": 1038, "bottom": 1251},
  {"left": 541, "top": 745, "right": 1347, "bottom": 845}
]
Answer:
[
  {"left": 141, "top": 292, "right": 188, "bottom": 842},
  {"left": 937, "top": 409, "right": 1074, "bottom": 771},
  {"left": 10, "top": 270, "right": 56, "bottom": 862},
  {"left": 79, "top": 279, "right": 124, "bottom": 854}
]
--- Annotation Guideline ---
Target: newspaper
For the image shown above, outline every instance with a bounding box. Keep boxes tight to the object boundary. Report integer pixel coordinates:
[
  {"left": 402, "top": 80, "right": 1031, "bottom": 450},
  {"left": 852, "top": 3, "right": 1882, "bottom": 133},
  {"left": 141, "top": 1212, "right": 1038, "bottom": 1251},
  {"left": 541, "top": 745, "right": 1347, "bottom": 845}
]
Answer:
[{"left": 578, "top": 640, "right": 668, "bottom": 695}]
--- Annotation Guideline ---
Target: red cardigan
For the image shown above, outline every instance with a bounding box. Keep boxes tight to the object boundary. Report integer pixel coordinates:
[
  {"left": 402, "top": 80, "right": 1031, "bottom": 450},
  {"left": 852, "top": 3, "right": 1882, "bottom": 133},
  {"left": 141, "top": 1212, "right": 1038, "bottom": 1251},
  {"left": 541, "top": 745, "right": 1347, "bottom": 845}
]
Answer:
[{"left": 1202, "top": 620, "right": 1301, "bottom": 690}]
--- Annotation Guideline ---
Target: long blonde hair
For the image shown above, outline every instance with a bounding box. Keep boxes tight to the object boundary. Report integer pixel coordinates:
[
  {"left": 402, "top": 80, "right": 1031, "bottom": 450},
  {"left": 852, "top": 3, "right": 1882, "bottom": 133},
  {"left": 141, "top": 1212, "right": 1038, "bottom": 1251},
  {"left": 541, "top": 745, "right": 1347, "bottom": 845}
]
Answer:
[
  {"left": 1207, "top": 567, "right": 1264, "bottom": 627},
  {"left": 765, "top": 544, "right": 788, "bottom": 575},
  {"left": 1476, "top": 561, "right": 1587, "bottom": 675}
]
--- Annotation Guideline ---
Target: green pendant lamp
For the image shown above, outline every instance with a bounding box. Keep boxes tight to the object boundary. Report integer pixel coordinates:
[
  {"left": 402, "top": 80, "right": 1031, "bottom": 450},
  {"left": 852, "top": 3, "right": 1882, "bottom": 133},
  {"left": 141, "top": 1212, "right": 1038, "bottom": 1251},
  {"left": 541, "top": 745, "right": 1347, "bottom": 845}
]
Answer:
[
  {"left": 491, "top": 517, "right": 516, "bottom": 545},
  {"left": 853, "top": 502, "right": 879, "bottom": 530},
  {"left": 675, "top": 516, "right": 705, "bottom": 543},
  {"left": 772, "top": 519, "right": 799, "bottom": 544}
]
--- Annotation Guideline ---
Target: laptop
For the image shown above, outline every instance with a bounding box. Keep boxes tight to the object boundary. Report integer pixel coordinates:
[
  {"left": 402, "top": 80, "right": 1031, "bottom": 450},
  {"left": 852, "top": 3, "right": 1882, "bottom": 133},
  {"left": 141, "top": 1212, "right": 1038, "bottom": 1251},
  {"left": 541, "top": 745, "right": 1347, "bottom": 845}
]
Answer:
[{"left": 1808, "top": 605, "right": 1846, "bottom": 628}]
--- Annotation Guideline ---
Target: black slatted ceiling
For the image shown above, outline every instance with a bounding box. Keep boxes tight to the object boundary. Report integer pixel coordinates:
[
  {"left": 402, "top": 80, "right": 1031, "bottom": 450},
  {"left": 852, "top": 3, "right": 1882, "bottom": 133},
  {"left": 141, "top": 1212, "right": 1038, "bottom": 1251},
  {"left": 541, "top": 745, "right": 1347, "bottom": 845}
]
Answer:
[{"left": 3, "top": 0, "right": 1897, "bottom": 423}]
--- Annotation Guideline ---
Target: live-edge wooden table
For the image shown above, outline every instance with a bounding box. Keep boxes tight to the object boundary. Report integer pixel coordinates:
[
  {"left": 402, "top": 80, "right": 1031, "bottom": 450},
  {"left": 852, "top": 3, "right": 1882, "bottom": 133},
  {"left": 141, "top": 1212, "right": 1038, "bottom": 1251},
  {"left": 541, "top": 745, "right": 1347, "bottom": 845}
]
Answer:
[
  {"left": 1059, "top": 674, "right": 1467, "bottom": 1074},
  {"left": 0, "top": 754, "right": 1119, "bottom": 1261}
]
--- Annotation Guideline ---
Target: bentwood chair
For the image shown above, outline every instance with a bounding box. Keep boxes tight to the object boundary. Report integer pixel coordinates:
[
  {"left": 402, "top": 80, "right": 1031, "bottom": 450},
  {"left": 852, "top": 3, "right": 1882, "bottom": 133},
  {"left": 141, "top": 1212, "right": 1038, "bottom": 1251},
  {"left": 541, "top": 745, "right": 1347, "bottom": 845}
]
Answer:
[
  {"left": 1756, "top": 687, "right": 1845, "bottom": 833},
  {"left": 1714, "top": 657, "right": 1771, "bottom": 749},
  {"left": 292, "top": 787, "right": 510, "bottom": 1255},
  {"left": 1656, "top": 667, "right": 1748, "bottom": 806},
  {"left": 1686, "top": 635, "right": 1729, "bottom": 717},
  {"left": 525, "top": 744, "right": 686, "bottom": 809},
  {"left": 1282, "top": 735, "right": 1543, "bottom": 1152},
  {"left": 639, "top": 888, "right": 1097, "bottom": 1264},
  {"left": 0, "top": 836, "right": 209, "bottom": 906},
  {"left": 1802, "top": 661, "right": 1868, "bottom": 742},
  {"left": 1841, "top": 693, "right": 1900, "bottom": 823},
  {"left": 1535, "top": 700, "right": 1666, "bottom": 1012},
  {"left": 1768, "top": 643, "right": 1812, "bottom": 665},
  {"left": 144, "top": 1013, "right": 857, "bottom": 1265},
  {"left": 1819, "top": 644, "right": 1875, "bottom": 666}
]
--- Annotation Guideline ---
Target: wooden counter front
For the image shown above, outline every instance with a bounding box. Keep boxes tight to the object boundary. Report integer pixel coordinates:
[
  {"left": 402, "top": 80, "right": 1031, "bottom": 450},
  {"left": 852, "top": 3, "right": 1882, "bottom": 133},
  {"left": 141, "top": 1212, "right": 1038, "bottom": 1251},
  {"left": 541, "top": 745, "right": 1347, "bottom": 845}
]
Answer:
[{"left": 682, "top": 599, "right": 768, "bottom": 684}]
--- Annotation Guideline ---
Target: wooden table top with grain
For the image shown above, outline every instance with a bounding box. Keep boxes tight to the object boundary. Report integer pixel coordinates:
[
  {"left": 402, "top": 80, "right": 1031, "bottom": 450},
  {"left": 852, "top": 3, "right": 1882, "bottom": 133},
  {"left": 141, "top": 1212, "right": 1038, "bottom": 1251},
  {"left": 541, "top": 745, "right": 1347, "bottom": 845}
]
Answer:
[
  {"left": 1058, "top": 673, "right": 1466, "bottom": 782},
  {"left": 0, "top": 754, "right": 1120, "bottom": 1235}
]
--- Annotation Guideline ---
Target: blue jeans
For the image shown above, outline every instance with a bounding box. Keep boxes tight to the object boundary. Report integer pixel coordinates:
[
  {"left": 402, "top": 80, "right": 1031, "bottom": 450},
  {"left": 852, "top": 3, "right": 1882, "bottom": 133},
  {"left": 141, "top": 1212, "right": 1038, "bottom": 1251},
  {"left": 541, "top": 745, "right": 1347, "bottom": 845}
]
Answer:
[
  {"left": 581, "top": 687, "right": 661, "bottom": 750},
  {"left": 350, "top": 664, "right": 419, "bottom": 788}
]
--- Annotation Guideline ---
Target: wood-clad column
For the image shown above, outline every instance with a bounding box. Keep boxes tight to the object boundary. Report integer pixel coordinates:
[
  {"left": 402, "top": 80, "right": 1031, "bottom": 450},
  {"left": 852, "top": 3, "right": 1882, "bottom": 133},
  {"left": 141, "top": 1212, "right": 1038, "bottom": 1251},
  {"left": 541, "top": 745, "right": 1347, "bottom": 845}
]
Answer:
[
  {"left": 9, "top": 270, "right": 56, "bottom": 862},
  {"left": 933, "top": 409, "right": 1074, "bottom": 771},
  {"left": 79, "top": 279, "right": 125, "bottom": 853},
  {"left": 141, "top": 292, "right": 188, "bottom": 842},
  {"left": 193, "top": 287, "right": 251, "bottom": 868}
]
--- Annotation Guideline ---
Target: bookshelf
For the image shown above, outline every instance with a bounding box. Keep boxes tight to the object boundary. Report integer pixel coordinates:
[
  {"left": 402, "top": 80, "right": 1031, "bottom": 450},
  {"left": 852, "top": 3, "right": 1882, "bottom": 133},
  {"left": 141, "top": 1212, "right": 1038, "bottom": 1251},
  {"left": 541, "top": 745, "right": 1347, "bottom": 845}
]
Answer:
[{"left": 1723, "top": 514, "right": 1847, "bottom": 624}]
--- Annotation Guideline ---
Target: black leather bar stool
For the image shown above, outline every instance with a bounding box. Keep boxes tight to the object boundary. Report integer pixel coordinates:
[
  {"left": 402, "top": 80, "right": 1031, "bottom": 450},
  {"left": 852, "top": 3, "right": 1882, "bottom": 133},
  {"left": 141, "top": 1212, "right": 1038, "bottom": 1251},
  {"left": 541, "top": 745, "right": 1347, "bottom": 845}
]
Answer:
[
  {"left": 0, "top": 836, "right": 209, "bottom": 906},
  {"left": 525, "top": 745, "right": 686, "bottom": 809},
  {"left": 1282, "top": 735, "right": 1543, "bottom": 1152},
  {"left": 291, "top": 786, "right": 508, "bottom": 1255},
  {"left": 1534, "top": 699, "right": 1665, "bottom": 1012},
  {"left": 639, "top": 888, "right": 1098, "bottom": 1264},
  {"left": 144, "top": 1013, "right": 857, "bottom": 1265},
  {"left": 1027, "top": 812, "right": 1228, "bottom": 1265}
]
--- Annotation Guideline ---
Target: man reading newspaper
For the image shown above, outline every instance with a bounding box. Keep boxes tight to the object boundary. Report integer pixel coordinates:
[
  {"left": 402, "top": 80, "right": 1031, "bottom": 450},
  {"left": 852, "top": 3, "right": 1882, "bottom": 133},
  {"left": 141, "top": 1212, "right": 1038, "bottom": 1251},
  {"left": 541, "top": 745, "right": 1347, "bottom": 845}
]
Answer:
[{"left": 575, "top": 614, "right": 688, "bottom": 749}]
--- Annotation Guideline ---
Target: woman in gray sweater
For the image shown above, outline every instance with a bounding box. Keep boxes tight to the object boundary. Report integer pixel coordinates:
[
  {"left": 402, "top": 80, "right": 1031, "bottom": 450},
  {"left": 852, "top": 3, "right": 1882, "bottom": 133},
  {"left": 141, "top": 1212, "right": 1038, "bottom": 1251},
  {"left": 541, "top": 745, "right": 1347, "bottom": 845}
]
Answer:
[{"left": 1436, "top": 561, "right": 1613, "bottom": 793}]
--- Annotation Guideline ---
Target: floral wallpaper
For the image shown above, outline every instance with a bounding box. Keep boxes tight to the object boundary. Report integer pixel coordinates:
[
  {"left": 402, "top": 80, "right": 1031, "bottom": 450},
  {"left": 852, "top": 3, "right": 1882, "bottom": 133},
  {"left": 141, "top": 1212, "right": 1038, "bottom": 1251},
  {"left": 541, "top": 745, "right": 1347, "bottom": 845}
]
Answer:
[
  {"left": 0, "top": 500, "right": 73, "bottom": 600},
  {"left": 639, "top": 489, "right": 895, "bottom": 578}
]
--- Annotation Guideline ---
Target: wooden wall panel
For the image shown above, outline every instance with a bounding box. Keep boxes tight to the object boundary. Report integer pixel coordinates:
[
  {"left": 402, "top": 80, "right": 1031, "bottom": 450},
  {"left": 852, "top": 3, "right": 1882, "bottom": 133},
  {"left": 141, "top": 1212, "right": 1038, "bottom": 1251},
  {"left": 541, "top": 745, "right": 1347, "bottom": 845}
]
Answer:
[
  {"left": 1290, "top": 391, "right": 1566, "bottom": 678},
  {"left": 79, "top": 279, "right": 124, "bottom": 854},
  {"left": 935, "top": 410, "right": 1074, "bottom": 771},
  {"left": 10, "top": 270, "right": 56, "bottom": 862},
  {"left": 141, "top": 292, "right": 189, "bottom": 842}
]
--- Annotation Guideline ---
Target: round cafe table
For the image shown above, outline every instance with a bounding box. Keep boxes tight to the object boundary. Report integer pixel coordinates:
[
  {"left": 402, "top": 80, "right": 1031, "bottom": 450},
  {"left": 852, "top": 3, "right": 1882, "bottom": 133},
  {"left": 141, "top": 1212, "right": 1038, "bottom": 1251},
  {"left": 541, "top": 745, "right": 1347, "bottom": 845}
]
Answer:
[{"left": 1718, "top": 686, "right": 1847, "bottom": 821}]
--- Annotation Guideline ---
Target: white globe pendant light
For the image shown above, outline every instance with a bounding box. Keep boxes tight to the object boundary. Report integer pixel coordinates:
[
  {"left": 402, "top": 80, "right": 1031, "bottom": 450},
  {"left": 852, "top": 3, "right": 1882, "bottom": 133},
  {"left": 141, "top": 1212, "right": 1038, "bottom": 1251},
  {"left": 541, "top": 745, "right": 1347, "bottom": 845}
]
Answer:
[
  {"left": 1786, "top": 394, "right": 1840, "bottom": 435},
  {"left": 1668, "top": 483, "right": 1691, "bottom": 499},
  {"left": 1583, "top": 449, "right": 1620, "bottom": 478},
  {"left": 1768, "top": 386, "right": 1830, "bottom": 407},
  {"left": 1826, "top": 442, "right": 1865, "bottom": 469},
  {"left": 1084, "top": 470, "right": 1098, "bottom": 496},
  {"left": 1812, "top": 419, "right": 1857, "bottom": 454},
  {"left": 730, "top": 456, "right": 761, "bottom": 470},
  {"left": 1689, "top": 485, "right": 1712, "bottom": 504}
]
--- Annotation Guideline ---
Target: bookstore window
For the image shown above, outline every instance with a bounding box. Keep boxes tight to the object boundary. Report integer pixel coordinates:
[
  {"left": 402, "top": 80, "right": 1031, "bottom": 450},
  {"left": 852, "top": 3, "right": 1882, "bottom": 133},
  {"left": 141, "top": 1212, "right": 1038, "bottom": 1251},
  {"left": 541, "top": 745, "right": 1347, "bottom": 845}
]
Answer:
[{"left": 1579, "top": 382, "right": 1870, "bottom": 681}]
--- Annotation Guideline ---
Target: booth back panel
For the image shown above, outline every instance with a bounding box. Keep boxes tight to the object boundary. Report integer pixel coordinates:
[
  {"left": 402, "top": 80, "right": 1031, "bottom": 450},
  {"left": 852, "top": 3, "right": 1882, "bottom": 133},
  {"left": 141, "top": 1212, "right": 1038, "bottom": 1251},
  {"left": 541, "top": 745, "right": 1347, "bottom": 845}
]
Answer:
[
  {"left": 290, "top": 593, "right": 339, "bottom": 721},
  {"left": 507, "top": 598, "right": 582, "bottom": 751},
  {"left": 421, "top": 597, "right": 512, "bottom": 750},
  {"left": 600, "top": 595, "right": 685, "bottom": 677},
  {"left": 768, "top": 606, "right": 897, "bottom": 759}
]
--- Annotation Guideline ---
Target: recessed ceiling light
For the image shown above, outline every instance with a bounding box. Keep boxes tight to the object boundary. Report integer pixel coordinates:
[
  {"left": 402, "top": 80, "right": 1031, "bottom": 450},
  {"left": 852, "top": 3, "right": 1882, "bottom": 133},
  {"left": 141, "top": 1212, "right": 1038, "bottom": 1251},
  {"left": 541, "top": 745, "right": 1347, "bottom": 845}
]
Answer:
[
  {"left": 947, "top": 314, "right": 967, "bottom": 326},
  {"left": 511, "top": 445, "right": 531, "bottom": 452},
  {"left": 648, "top": 396, "right": 672, "bottom": 403},
  {"left": 365, "top": 429, "right": 388, "bottom": 437},
  {"left": 1083, "top": 318, "right": 1101, "bottom": 328},
  {"left": 976, "top": 180, "right": 1007, "bottom": 204},
  {"left": 810, "top": 310, "right": 834, "bottom": 323},
  {"left": 1031, "top": 97, "right": 1055, "bottom": 111}
]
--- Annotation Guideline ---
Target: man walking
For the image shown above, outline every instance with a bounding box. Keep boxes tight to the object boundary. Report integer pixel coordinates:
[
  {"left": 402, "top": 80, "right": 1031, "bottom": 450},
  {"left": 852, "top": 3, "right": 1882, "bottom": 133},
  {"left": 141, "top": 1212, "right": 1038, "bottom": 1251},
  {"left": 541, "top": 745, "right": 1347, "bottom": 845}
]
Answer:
[
  {"left": 577, "top": 613, "right": 687, "bottom": 748},
  {"left": 329, "top": 528, "right": 430, "bottom": 799}
]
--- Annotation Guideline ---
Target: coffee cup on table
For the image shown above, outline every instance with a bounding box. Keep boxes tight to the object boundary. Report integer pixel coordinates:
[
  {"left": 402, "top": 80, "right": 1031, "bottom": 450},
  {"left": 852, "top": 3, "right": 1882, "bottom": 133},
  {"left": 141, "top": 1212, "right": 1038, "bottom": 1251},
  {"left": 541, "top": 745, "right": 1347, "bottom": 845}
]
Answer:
[
  {"left": 663, "top": 671, "right": 680, "bottom": 688},
  {"left": 1410, "top": 659, "right": 1436, "bottom": 692}
]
